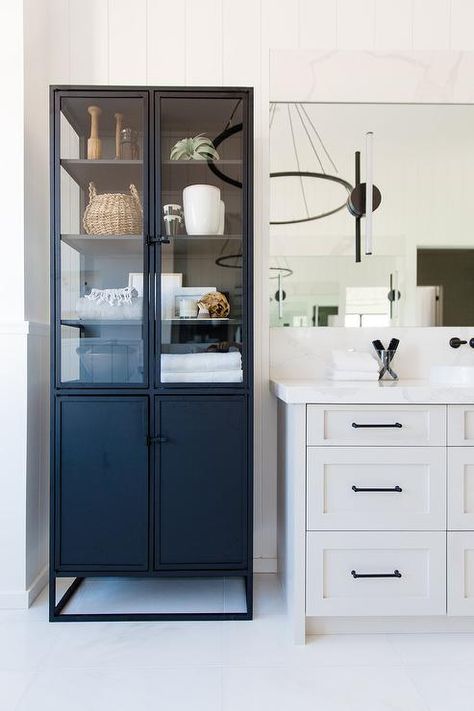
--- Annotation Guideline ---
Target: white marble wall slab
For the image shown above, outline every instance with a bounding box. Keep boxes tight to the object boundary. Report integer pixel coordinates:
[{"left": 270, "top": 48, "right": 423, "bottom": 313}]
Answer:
[
  {"left": 271, "top": 327, "right": 474, "bottom": 380},
  {"left": 270, "top": 50, "right": 474, "bottom": 103}
]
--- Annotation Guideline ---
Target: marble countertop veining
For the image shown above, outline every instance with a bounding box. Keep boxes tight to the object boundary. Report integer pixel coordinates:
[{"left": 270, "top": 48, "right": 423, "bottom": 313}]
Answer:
[{"left": 270, "top": 378, "right": 474, "bottom": 405}]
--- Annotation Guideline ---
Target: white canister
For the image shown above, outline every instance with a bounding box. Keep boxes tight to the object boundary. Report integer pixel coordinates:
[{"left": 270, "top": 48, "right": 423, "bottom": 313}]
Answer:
[
  {"left": 217, "top": 200, "right": 225, "bottom": 235},
  {"left": 183, "top": 184, "right": 221, "bottom": 235}
]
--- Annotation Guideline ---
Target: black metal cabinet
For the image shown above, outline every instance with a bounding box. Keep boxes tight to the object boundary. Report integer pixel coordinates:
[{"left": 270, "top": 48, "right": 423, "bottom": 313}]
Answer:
[
  {"left": 50, "top": 86, "right": 253, "bottom": 621},
  {"left": 154, "top": 396, "right": 247, "bottom": 568}
]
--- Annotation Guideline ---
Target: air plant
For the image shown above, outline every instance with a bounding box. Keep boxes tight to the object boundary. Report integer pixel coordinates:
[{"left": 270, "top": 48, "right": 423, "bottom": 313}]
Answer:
[{"left": 170, "top": 133, "right": 220, "bottom": 161}]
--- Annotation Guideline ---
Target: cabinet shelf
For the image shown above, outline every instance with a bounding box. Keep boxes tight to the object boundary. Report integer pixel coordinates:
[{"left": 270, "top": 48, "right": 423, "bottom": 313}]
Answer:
[
  {"left": 163, "top": 318, "right": 241, "bottom": 324},
  {"left": 61, "top": 319, "right": 143, "bottom": 327},
  {"left": 60, "top": 159, "right": 142, "bottom": 191},
  {"left": 162, "top": 159, "right": 242, "bottom": 166},
  {"left": 61, "top": 234, "right": 143, "bottom": 256}
]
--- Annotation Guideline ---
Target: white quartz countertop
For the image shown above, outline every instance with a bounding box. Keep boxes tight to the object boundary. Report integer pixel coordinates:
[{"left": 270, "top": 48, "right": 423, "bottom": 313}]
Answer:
[{"left": 270, "top": 378, "right": 474, "bottom": 404}]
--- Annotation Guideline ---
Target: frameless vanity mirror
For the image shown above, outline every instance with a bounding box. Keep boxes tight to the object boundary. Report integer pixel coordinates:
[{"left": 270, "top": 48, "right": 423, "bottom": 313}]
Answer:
[{"left": 270, "top": 102, "right": 474, "bottom": 328}]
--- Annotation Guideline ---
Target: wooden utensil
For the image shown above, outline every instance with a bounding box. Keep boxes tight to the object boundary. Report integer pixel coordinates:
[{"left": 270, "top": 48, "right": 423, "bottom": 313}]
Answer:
[
  {"left": 114, "top": 112, "right": 124, "bottom": 159},
  {"left": 87, "top": 105, "right": 102, "bottom": 160}
]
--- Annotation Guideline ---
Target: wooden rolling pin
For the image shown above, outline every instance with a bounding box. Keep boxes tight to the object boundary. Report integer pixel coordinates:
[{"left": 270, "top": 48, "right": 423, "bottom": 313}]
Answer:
[
  {"left": 87, "top": 105, "right": 102, "bottom": 160},
  {"left": 114, "top": 112, "right": 124, "bottom": 159}
]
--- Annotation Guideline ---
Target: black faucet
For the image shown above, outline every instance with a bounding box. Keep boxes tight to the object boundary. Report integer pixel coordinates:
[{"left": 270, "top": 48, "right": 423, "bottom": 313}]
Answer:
[{"left": 449, "top": 337, "right": 468, "bottom": 349}]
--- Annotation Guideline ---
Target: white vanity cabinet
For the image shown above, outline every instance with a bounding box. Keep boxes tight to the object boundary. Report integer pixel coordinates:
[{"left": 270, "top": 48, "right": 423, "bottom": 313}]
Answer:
[{"left": 272, "top": 382, "right": 474, "bottom": 642}]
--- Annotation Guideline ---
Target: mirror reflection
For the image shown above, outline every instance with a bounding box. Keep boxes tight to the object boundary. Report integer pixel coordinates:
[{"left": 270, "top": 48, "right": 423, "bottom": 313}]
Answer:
[{"left": 270, "top": 102, "right": 474, "bottom": 327}]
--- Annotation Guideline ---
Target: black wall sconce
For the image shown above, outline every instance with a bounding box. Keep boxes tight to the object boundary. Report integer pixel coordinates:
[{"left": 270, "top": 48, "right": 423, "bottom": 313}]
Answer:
[{"left": 346, "top": 132, "right": 382, "bottom": 263}]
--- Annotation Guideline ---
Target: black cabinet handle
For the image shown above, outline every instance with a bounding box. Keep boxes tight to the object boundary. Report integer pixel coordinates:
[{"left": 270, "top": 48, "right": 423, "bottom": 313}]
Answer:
[
  {"left": 351, "top": 569, "right": 402, "bottom": 579},
  {"left": 352, "top": 422, "right": 402, "bottom": 429},
  {"left": 146, "top": 235, "right": 170, "bottom": 245},
  {"left": 146, "top": 435, "right": 168, "bottom": 446},
  {"left": 352, "top": 485, "right": 402, "bottom": 493}
]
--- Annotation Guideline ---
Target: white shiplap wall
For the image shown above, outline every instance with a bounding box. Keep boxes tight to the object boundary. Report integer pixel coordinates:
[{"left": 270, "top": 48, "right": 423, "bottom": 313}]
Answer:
[{"left": 45, "top": 0, "right": 474, "bottom": 570}]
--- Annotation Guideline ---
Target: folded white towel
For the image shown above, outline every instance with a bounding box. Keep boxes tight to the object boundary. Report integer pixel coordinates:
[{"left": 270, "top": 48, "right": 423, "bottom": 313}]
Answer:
[
  {"left": 161, "top": 370, "right": 243, "bottom": 383},
  {"left": 161, "top": 352, "right": 241, "bottom": 373},
  {"left": 328, "top": 369, "right": 379, "bottom": 381},
  {"left": 331, "top": 350, "right": 379, "bottom": 373}
]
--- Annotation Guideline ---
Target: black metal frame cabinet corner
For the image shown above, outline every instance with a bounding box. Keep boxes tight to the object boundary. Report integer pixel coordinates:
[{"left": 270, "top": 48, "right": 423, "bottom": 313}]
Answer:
[{"left": 49, "top": 86, "right": 253, "bottom": 621}]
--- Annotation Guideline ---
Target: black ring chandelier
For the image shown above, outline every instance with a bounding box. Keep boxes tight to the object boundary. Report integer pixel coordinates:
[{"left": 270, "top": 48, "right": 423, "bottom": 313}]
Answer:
[
  {"left": 270, "top": 102, "right": 353, "bottom": 225},
  {"left": 270, "top": 103, "right": 382, "bottom": 263}
]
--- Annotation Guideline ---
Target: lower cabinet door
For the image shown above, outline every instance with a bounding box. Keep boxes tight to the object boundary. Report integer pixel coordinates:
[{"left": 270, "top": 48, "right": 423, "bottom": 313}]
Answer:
[
  {"left": 154, "top": 396, "right": 247, "bottom": 568},
  {"left": 448, "top": 532, "right": 474, "bottom": 615},
  {"left": 306, "top": 531, "right": 446, "bottom": 617},
  {"left": 56, "top": 397, "right": 149, "bottom": 570}
]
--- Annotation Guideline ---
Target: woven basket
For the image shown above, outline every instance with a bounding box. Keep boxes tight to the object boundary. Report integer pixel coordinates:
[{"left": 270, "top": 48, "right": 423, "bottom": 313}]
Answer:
[{"left": 83, "top": 182, "right": 142, "bottom": 235}]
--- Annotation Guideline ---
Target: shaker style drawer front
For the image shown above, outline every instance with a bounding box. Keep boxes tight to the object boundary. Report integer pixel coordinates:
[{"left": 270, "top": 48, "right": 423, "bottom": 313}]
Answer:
[
  {"left": 448, "top": 406, "right": 474, "bottom": 446},
  {"left": 306, "top": 531, "right": 446, "bottom": 617},
  {"left": 448, "top": 533, "right": 474, "bottom": 615},
  {"left": 307, "top": 405, "right": 446, "bottom": 447},
  {"left": 448, "top": 448, "right": 474, "bottom": 530},
  {"left": 307, "top": 447, "right": 446, "bottom": 531}
]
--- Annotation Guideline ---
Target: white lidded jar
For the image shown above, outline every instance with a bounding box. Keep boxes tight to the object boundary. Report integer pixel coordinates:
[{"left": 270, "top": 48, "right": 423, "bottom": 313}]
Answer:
[{"left": 183, "top": 184, "right": 221, "bottom": 235}]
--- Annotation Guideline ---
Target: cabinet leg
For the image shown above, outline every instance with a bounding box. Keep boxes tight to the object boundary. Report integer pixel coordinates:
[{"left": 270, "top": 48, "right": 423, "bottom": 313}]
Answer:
[{"left": 50, "top": 577, "right": 85, "bottom": 620}]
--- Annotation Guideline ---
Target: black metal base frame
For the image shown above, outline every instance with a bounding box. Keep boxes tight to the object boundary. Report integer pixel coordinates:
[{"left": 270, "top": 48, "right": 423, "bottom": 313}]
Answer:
[{"left": 49, "top": 573, "right": 253, "bottom": 622}]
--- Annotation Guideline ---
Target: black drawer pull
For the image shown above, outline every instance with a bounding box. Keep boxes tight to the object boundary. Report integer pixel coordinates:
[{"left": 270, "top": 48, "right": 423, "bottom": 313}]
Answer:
[
  {"left": 352, "top": 485, "right": 402, "bottom": 493},
  {"left": 146, "top": 435, "right": 168, "bottom": 446},
  {"left": 352, "top": 422, "right": 402, "bottom": 429},
  {"left": 351, "top": 569, "right": 402, "bottom": 579}
]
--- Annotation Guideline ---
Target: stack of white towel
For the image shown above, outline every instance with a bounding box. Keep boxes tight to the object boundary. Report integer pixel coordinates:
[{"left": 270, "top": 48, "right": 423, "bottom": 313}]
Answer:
[
  {"left": 328, "top": 350, "right": 379, "bottom": 381},
  {"left": 161, "top": 352, "right": 243, "bottom": 382}
]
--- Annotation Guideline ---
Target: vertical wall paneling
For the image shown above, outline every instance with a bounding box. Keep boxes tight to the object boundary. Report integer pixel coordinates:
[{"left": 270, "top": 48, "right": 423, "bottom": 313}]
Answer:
[
  {"left": 185, "top": 0, "right": 223, "bottom": 85},
  {"left": 222, "top": 0, "right": 260, "bottom": 85},
  {"left": 257, "top": 1, "right": 279, "bottom": 567},
  {"left": 47, "top": 0, "right": 71, "bottom": 84},
  {"left": 70, "top": 0, "right": 109, "bottom": 83},
  {"left": 33, "top": 0, "right": 474, "bottom": 579},
  {"left": 261, "top": 0, "right": 299, "bottom": 50},
  {"left": 374, "top": 0, "right": 413, "bottom": 50},
  {"left": 336, "top": 0, "right": 376, "bottom": 50},
  {"left": 299, "top": 0, "right": 337, "bottom": 50},
  {"left": 147, "top": 0, "right": 186, "bottom": 85},
  {"left": 109, "top": 0, "right": 147, "bottom": 84},
  {"left": 450, "top": 0, "right": 474, "bottom": 50},
  {"left": 413, "top": 0, "right": 451, "bottom": 50}
]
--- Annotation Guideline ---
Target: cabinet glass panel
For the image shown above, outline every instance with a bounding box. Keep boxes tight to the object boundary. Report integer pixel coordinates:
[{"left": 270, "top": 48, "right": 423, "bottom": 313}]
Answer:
[
  {"left": 158, "top": 97, "right": 245, "bottom": 385},
  {"left": 58, "top": 95, "right": 146, "bottom": 385}
]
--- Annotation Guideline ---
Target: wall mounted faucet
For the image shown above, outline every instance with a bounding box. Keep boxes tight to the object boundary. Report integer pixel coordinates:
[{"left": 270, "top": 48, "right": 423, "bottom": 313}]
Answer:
[{"left": 450, "top": 337, "right": 468, "bottom": 349}]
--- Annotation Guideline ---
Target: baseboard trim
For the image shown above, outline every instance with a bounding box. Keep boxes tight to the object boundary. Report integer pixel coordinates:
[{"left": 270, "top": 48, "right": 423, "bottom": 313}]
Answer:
[
  {"left": 306, "top": 615, "right": 474, "bottom": 635},
  {"left": 0, "top": 566, "right": 48, "bottom": 610},
  {"left": 27, "top": 566, "right": 48, "bottom": 606},
  {"left": 253, "top": 557, "right": 277, "bottom": 573}
]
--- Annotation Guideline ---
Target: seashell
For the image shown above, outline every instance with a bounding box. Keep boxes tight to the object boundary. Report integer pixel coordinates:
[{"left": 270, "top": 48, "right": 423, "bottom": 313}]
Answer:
[{"left": 197, "top": 291, "right": 230, "bottom": 318}]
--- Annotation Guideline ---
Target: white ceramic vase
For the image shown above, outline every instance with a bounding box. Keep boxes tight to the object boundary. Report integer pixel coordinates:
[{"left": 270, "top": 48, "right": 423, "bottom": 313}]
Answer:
[
  {"left": 183, "top": 184, "right": 221, "bottom": 235},
  {"left": 217, "top": 200, "right": 225, "bottom": 235}
]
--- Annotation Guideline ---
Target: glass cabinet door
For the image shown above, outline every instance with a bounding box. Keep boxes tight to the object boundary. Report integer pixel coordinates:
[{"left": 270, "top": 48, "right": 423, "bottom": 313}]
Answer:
[
  {"left": 157, "top": 94, "right": 246, "bottom": 386},
  {"left": 56, "top": 93, "right": 147, "bottom": 385}
]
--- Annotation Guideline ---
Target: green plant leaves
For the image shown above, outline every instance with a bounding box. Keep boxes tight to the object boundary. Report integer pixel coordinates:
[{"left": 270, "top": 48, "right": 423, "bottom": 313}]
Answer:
[{"left": 170, "top": 133, "right": 220, "bottom": 161}]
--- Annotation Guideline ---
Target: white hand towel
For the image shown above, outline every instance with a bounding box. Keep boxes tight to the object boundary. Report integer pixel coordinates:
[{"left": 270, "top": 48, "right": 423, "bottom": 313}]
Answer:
[
  {"left": 161, "top": 370, "right": 243, "bottom": 383},
  {"left": 328, "top": 369, "right": 379, "bottom": 381},
  {"left": 161, "top": 352, "right": 241, "bottom": 373},
  {"left": 331, "top": 350, "right": 378, "bottom": 373}
]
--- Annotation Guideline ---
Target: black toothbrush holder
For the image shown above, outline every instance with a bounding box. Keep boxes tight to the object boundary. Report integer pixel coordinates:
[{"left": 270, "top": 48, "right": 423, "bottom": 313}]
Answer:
[{"left": 372, "top": 339, "right": 399, "bottom": 381}]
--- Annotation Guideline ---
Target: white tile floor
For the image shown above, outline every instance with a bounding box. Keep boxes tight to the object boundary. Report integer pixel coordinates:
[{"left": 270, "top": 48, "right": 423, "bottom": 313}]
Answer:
[{"left": 1, "top": 574, "right": 474, "bottom": 710}]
